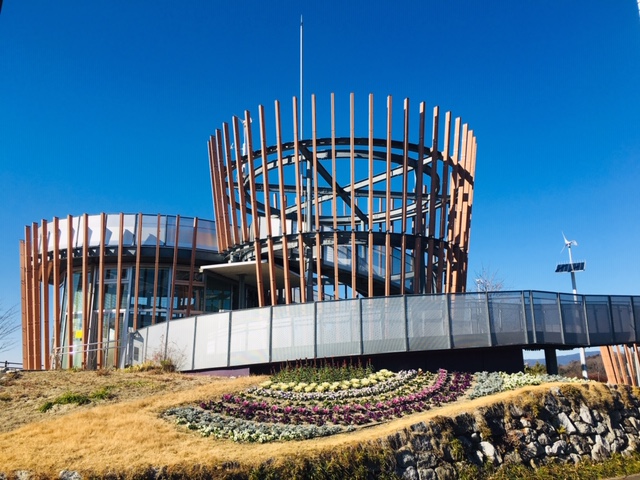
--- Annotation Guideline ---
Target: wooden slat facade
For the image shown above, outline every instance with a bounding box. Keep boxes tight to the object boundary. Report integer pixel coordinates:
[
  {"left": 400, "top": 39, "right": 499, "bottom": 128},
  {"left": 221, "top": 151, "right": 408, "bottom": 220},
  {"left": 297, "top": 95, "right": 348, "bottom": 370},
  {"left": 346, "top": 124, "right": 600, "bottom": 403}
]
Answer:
[
  {"left": 21, "top": 93, "right": 478, "bottom": 370},
  {"left": 20, "top": 213, "right": 216, "bottom": 370},
  {"left": 206, "top": 93, "right": 476, "bottom": 304}
]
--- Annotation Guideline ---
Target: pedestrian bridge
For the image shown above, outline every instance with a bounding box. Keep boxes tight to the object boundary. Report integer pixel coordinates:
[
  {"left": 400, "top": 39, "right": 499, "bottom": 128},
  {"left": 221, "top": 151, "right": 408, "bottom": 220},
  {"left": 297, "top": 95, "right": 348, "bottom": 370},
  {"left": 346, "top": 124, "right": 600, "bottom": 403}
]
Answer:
[{"left": 125, "top": 291, "right": 640, "bottom": 372}]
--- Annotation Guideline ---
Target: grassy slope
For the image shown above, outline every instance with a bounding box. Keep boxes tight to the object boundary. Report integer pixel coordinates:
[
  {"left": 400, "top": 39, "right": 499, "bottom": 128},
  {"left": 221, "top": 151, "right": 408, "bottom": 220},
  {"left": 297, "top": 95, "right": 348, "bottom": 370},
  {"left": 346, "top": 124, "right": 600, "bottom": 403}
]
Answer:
[{"left": 0, "top": 370, "right": 616, "bottom": 477}]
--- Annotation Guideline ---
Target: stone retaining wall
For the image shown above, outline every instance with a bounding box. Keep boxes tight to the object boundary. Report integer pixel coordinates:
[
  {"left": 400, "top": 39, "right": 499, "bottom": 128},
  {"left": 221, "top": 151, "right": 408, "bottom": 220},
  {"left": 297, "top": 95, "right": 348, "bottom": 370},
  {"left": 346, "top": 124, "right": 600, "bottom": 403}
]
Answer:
[{"left": 388, "top": 384, "right": 640, "bottom": 480}]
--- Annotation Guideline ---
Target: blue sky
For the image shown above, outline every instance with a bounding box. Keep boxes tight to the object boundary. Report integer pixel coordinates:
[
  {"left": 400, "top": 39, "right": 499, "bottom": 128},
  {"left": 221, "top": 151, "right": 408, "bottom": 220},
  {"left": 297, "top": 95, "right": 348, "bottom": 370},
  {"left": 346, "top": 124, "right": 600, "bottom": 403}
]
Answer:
[{"left": 1, "top": 1, "right": 639, "bottom": 363}]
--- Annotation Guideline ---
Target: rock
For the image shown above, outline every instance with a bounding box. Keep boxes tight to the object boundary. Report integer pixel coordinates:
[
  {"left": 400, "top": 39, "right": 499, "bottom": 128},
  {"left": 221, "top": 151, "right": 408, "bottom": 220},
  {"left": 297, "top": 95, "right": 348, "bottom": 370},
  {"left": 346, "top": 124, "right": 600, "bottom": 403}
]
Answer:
[
  {"left": 417, "top": 468, "right": 437, "bottom": 480},
  {"left": 550, "top": 440, "right": 568, "bottom": 456},
  {"left": 59, "top": 472, "right": 81, "bottom": 480},
  {"left": 508, "top": 404, "right": 525, "bottom": 418},
  {"left": 503, "top": 450, "right": 523, "bottom": 465},
  {"left": 479, "top": 441, "right": 501, "bottom": 464},
  {"left": 524, "top": 441, "right": 544, "bottom": 458},
  {"left": 396, "top": 449, "right": 416, "bottom": 469},
  {"left": 574, "top": 420, "right": 594, "bottom": 435},
  {"left": 579, "top": 403, "right": 593, "bottom": 424},
  {"left": 410, "top": 434, "right": 431, "bottom": 452},
  {"left": 434, "top": 464, "right": 456, "bottom": 480},
  {"left": 416, "top": 450, "right": 439, "bottom": 469},
  {"left": 557, "top": 412, "right": 577, "bottom": 434},
  {"left": 411, "top": 422, "right": 428, "bottom": 433},
  {"left": 537, "top": 433, "right": 550, "bottom": 445},
  {"left": 401, "top": 466, "right": 419, "bottom": 480},
  {"left": 591, "top": 442, "right": 610, "bottom": 462},
  {"left": 569, "top": 453, "right": 581, "bottom": 465}
]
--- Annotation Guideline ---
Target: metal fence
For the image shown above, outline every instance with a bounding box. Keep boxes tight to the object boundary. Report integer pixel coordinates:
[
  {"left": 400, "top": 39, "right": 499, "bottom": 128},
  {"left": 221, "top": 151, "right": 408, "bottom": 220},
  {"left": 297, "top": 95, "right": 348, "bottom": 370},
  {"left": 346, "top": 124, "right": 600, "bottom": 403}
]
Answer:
[{"left": 125, "top": 291, "right": 640, "bottom": 371}]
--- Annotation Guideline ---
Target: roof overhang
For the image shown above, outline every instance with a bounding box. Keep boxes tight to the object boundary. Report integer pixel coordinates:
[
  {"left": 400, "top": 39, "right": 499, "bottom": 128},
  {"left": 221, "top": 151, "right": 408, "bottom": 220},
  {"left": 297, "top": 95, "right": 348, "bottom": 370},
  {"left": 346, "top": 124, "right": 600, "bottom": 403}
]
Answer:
[{"left": 200, "top": 260, "right": 301, "bottom": 288}]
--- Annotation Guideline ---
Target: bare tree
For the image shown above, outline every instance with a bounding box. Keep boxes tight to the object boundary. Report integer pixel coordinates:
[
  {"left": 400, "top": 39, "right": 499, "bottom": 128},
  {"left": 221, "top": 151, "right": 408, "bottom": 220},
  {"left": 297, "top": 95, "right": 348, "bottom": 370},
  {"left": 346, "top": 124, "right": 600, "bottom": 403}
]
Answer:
[
  {"left": 473, "top": 266, "right": 504, "bottom": 293},
  {"left": 0, "top": 304, "right": 20, "bottom": 355}
]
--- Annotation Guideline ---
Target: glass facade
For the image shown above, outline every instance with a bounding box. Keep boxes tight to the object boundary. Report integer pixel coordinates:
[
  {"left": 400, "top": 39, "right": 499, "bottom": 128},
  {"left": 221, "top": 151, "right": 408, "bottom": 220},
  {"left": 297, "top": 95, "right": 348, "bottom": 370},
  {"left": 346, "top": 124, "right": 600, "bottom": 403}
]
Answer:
[{"left": 56, "top": 264, "right": 234, "bottom": 368}]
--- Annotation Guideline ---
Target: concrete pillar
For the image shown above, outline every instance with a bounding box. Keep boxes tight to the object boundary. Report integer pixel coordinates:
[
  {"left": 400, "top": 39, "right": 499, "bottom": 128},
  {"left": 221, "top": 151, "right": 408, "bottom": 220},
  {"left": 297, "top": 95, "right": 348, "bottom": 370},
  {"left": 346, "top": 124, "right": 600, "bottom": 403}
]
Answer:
[{"left": 545, "top": 348, "right": 558, "bottom": 375}]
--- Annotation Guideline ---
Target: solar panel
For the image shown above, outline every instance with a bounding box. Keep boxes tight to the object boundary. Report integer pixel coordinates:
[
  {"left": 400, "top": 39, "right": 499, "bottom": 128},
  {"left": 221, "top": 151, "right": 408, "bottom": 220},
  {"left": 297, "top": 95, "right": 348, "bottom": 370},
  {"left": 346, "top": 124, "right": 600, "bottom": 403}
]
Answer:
[{"left": 555, "top": 262, "right": 585, "bottom": 273}]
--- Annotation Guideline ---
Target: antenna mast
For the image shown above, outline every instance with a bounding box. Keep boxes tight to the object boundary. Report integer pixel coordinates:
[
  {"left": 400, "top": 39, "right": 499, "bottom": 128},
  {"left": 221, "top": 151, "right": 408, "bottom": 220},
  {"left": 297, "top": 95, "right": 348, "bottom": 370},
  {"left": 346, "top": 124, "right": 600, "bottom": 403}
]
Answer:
[{"left": 300, "top": 15, "right": 314, "bottom": 302}]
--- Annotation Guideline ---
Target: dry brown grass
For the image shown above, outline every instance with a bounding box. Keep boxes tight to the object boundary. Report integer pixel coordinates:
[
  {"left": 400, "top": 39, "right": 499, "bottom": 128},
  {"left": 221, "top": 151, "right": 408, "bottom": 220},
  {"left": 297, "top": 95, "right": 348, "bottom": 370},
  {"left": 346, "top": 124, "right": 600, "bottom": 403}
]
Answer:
[{"left": 0, "top": 370, "right": 610, "bottom": 478}]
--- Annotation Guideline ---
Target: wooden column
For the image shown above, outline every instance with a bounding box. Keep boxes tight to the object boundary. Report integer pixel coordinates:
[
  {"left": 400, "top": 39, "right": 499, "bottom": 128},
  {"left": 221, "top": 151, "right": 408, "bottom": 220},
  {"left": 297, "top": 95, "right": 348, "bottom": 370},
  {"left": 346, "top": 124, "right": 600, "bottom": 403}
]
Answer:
[
  {"left": 275, "top": 100, "right": 292, "bottom": 304},
  {"left": 215, "top": 132, "right": 233, "bottom": 251},
  {"left": 223, "top": 123, "right": 240, "bottom": 247},
  {"left": 232, "top": 117, "right": 250, "bottom": 244},
  {"left": 349, "top": 93, "right": 357, "bottom": 298},
  {"left": 168, "top": 215, "right": 181, "bottom": 321},
  {"left": 445, "top": 118, "right": 462, "bottom": 293},
  {"left": 414, "top": 103, "right": 426, "bottom": 294},
  {"left": 151, "top": 214, "right": 161, "bottom": 325},
  {"left": 331, "top": 93, "right": 340, "bottom": 299},
  {"left": 20, "top": 237, "right": 29, "bottom": 368},
  {"left": 436, "top": 112, "right": 452, "bottom": 293},
  {"left": 367, "top": 94, "right": 374, "bottom": 297},
  {"left": 97, "top": 213, "right": 106, "bottom": 368},
  {"left": 133, "top": 213, "right": 142, "bottom": 330},
  {"left": 208, "top": 136, "right": 224, "bottom": 251},
  {"left": 186, "top": 218, "right": 198, "bottom": 316},
  {"left": 385, "top": 96, "right": 393, "bottom": 297},
  {"left": 22, "top": 231, "right": 33, "bottom": 370},
  {"left": 41, "top": 219, "right": 50, "bottom": 369},
  {"left": 293, "top": 97, "right": 306, "bottom": 303},
  {"left": 52, "top": 217, "right": 61, "bottom": 360},
  {"left": 258, "top": 105, "right": 278, "bottom": 306},
  {"left": 31, "top": 223, "right": 42, "bottom": 370},
  {"left": 426, "top": 106, "right": 440, "bottom": 293},
  {"left": 245, "top": 110, "right": 265, "bottom": 307},
  {"left": 114, "top": 213, "right": 124, "bottom": 368},
  {"left": 312, "top": 95, "right": 324, "bottom": 301},
  {"left": 400, "top": 99, "right": 410, "bottom": 294},
  {"left": 81, "top": 214, "right": 89, "bottom": 367},
  {"left": 66, "top": 215, "right": 74, "bottom": 369}
]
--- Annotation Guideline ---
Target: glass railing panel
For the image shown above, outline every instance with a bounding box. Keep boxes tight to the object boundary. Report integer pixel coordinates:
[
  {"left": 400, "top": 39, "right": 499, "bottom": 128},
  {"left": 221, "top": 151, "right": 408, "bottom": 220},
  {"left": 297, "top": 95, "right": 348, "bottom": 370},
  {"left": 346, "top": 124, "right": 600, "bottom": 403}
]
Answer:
[
  {"left": 611, "top": 296, "right": 635, "bottom": 344},
  {"left": 532, "top": 291, "right": 562, "bottom": 344},
  {"left": 85, "top": 214, "right": 102, "bottom": 247},
  {"left": 140, "top": 214, "right": 161, "bottom": 246},
  {"left": 407, "top": 294, "right": 449, "bottom": 350},
  {"left": 489, "top": 292, "right": 528, "bottom": 346},
  {"left": 634, "top": 297, "right": 640, "bottom": 341},
  {"left": 523, "top": 292, "right": 535, "bottom": 344},
  {"left": 229, "top": 308, "right": 269, "bottom": 366},
  {"left": 559, "top": 293, "right": 588, "bottom": 346},
  {"left": 361, "top": 296, "right": 406, "bottom": 354},
  {"left": 121, "top": 214, "right": 136, "bottom": 246},
  {"left": 178, "top": 218, "right": 195, "bottom": 248},
  {"left": 193, "top": 313, "right": 230, "bottom": 369},
  {"left": 45, "top": 220, "right": 55, "bottom": 252},
  {"left": 144, "top": 322, "right": 167, "bottom": 363},
  {"left": 196, "top": 219, "right": 218, "bottom": 251},
  {"left": 449, "top": 292, "right": 490, "bottom": 348},
  {"left": 271, "top": 303, "right": 314, "bottom": 362},
  {"left": 165, "top": 317, "right": 196, "bottom": 370},
  {"left": 57, "top": 217, "right": 70, "bottom": 250},
  {"left": 317, "top": 298, "right": 361, "bottom": 357},
  {"left": 104, "top": 214, "right": 120, "bottom": 247},
  {"left": 585, "top": 296, "right": 612, "bottom": 346}
]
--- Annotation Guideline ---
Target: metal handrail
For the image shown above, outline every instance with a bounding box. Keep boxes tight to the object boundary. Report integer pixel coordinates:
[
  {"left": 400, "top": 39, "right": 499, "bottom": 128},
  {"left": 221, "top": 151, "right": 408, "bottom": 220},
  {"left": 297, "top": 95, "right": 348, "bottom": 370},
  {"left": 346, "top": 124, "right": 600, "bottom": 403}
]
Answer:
[{"left": 50, "top": 340, "right": 118, "bottom": 369}]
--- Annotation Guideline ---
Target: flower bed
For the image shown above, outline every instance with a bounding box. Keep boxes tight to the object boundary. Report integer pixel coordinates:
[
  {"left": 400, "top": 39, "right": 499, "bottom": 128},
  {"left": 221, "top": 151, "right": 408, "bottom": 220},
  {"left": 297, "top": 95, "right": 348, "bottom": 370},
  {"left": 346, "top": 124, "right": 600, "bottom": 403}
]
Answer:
[
  {"left": 164, "top": 368, "right": 585, "bottom": 443},
  {"left": 165, "top": 368, "right": 472, "bottom": 443},
  {"left": 467, "top": 371, "right": 587, "bottom": 399}
]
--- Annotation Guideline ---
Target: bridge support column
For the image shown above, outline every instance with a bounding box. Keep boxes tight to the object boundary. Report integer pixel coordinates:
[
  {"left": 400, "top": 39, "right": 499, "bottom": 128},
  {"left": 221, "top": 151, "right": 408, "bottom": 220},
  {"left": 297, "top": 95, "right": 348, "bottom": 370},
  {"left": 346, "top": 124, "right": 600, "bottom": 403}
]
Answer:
[{"left": 545, "top": 348, "right": 558, "bottom": 375}]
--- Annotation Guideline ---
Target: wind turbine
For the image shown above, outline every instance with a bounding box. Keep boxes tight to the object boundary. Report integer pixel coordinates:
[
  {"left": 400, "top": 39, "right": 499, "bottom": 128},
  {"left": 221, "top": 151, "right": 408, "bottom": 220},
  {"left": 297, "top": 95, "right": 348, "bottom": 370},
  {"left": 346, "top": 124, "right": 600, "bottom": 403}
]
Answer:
[
  {"left": 556, "top": 232, "right": 588, "bottom": 379},
  {"left": 560, "top": 232, "right": 579, "bottom": 294}
]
